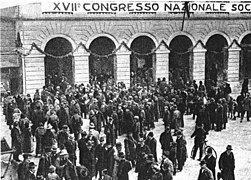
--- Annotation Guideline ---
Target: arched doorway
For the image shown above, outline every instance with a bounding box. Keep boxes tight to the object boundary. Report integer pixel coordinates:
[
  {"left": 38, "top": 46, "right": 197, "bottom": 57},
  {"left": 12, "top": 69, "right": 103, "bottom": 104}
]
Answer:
[
  {"left": 89, "top": 37, "right": 116, "bottom": 84},
  {"left": 240, "top": 34, "right": 251, "bottom": 80},
  {"left": 130, "top": 36, "right": 156, "bottom": 86},
  {"left": 44, "top": 37, "right": 73, "bottom": 87},
  {"left": 205, "top": 35, "right": 228, "bottom": 87},
  {"left": 169, "top": 35, "right": 193, "bottom": 89}
]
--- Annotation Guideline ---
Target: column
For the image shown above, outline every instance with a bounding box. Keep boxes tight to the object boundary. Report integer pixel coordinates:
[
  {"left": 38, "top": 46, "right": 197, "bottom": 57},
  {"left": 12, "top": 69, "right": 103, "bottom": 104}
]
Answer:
[
  {"left": 228, "top": 40, "right": 241, "bottom": 97},
  {"left": 155, "top": 42, "right": 170, "bottom": 83},
  {"left": 24, "top": 50, "right": 45, "bottom": 96},
  {"left": 193, "top": 41, "right": 206, "bottom": 83},
  {"left": 115, "top": 43, "right": 131, "bottom": 88},
  {"left": 74, "top": 48, "right": 90, "bottom": 86}
]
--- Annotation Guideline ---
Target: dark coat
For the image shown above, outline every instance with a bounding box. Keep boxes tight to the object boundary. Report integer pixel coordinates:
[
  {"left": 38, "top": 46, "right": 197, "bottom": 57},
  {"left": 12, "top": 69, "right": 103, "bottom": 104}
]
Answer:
[
  {"left": 81, "top": 147, "right": 96, "bottom": 178},
  {"left": 104, "top": 123, "right": 116, "bottom": 146},
  {"left": 117, "top": 159, "right": 132, "bottom": 180},
  {"left": 37, "top": 153, "right": 52, "bottom": 178},
  {"left": 43, "top": 130, "right": 56, "bottom": 149},
  {"left": 71, "top": 114, "right": 83, "bottom": 133},
  {"left": 26, "top": 171, "right": 36, "bottom": 180},
  {"left": 203, "top": 155, "right": 216, "bottom": 179},
  {"left": 55, "top": 158, "right": 78, "bottom": 180},
  {"left": 106, "top": 147, "right": 115, "bottom": 176},
  {"left": 135, "top": 144, "right": 151, "bottom": 172},
  {"left": 17, "top": 159, "right": 30, "bottom": 180},
  {"left": 57, "top": 106, "right": 70, "bottom": 129},
  {"left": 198, "top": 167, "right": 214, "bottom": 180},
  {"left": 124, "top": 136, "right": 136, "bottom": 161},
  {"left": 145, "top": 137, "right": 157, "bottom": 162},
  {"left": 159, "top": 131, "right": 173, "bottom": 151},
  {"left": 191, "top": 127, "right": 206, "bottom": 145},
  {"left": 57, "top": 130, "right": 69, "bottom": 149},
  {"left": 95, "top": 144, "right": 107, "bottom": 171},
  {"left": 11, "top": 127, "right": 22, "bottom": 154},
  {"left": 176, "top": 136, "right": 187, "bottom": 165},
  {"left": 22, "top": 127, "right": 32, "bottom": 153},
  {"left": 78, "top": 138, "right": 87, "bottom": 165},
  {"left": 219, "top": 151, "right": 235, "bottom": 180}
]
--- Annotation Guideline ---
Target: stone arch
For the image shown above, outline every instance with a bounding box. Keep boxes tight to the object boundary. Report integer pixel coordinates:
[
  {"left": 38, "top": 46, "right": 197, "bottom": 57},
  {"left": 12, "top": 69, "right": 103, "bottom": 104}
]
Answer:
[
  {"left": 203, "top": 31, "right": 231, "bottom": 46},
  {"left": 238, "top": 31, "right": 251, "bottom": 44},
  {"left": 127, "top": 33, "right": 159, "bottom": 48},
  {"left": 167, "top": 31, "right": 196, "bottom": 47},
  {"left": 41, "top": 34, "right": 77, "bottom": 52},
  {"left": 85, "top": 33, "right": 119, "bottom": 49}
]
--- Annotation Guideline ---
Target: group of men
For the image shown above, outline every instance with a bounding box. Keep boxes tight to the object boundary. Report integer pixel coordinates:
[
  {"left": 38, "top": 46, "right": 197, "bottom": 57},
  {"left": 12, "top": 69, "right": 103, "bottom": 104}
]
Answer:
[{"left": 3, "top": 75, "right": 247, "bottom": 180}]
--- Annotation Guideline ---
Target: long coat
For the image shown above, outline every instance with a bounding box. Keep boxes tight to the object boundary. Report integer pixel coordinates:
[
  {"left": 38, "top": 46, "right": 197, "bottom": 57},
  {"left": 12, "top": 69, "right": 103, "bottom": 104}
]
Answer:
[
  {"left": 219, "top": 151, "right": 235, "bottom": 180},
  {"left": 11, "top": 127, "right": 22, "bottom": 154},
  {"left": 117, "top": 159, "right": 132, "bottom": 180},
  {"left": 159, "top": 131, "right": 173, "bottom": 152},
  {"left": 176, "top": 136, "right": 187, "bottom": 169},
  {"left": 203, "top": 155, "right": 216, "bottom": 179},
  {"left": 81, "top": 147, "right": 96, "bottom": 178},
  {"left": 17, "top": 159, "right": 30, "bottom": 180},
  {"left": 145, "top": 137, "right": 157, "bottom": 162},
  {"left": 124, "top": 136, "right": 136, "bottom": 161},
  {"left": 95, "top": 143, "right": 107, "bottom": 171},
  {"left": 104, "top": 122, "right": 116, "bottom": 146},
  {"left": 37, "top": 153, "right": 52, "bottom": 178},
  {"left": 160, "top": 158, "right": 174, "bottom": 180},
  {"left": 135, "top": 144, "right": 151, "bottom": 172},
  {"left": 22, "top": 127, "right": 32, "bottom": 153}
]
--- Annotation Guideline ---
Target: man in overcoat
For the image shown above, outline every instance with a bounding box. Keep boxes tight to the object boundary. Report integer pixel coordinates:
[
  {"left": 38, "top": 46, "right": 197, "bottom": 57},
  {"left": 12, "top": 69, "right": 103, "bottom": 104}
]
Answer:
[
  {"left": 117, "top": 152, "right": 132, "bottom": 180},
  {"left": 241, "top": 93, "right": 251, "bottom": 122},
  {"left": 11, "top": 121, "right": 22, "bottom": 161},
  {"left": 219, "top": 145, "right": 235, "bottom": 180},
  {"left": 95, "top": 136, "right": 107, "bottom": 179},
  {"left": 197, "top": 160, "right": 214, "bottom": 180},
  {"left": 159, "top": 126, "right": 173, "bottom": 155},
  {"left": 135, "top": 137, "right": 151, "bottom": 172},
  {"left": 203, "top": 147, "right": 216, "bottom": 180}
]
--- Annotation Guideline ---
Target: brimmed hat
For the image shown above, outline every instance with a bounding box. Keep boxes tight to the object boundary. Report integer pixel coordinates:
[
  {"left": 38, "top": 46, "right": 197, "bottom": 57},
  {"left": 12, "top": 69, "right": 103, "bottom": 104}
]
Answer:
[
  {"left": 29, "top": 162, "right": 37, "bottom": 168},
  {"left": 147, "top": 154, "right": 154, "bottom": 161},
  {"left": 226, "top": 145, "right": 233, "bottom": 150},
  {"left": 207, "top": 147, "right": 213, "bottom": 154},
  {"left": 59, "top": 149, "right": 68, "bottom": 156},
  {"left": 200, "top": 160, "right": 206, "bottom": 165},
  {"left": 118, "top": 152, "right": 125, "bottom": 158},
  {"left": 89, "top": 123, "right": 95, "bottom": 129}
]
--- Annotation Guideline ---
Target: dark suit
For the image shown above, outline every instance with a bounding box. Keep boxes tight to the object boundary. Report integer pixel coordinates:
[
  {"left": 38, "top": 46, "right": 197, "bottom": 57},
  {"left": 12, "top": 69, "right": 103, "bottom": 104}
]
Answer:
[
  {"left": 219, "top": 151, "right": 235, "bottom": 180},
  {"left": 117, "top": 159, "right": 132, "bottom": 180},
  {"left": 203, "top": 155, "right": 216, "bottom": 180},
  {"left": 198, "top": 167, "right": 214, "bottom": 180}
]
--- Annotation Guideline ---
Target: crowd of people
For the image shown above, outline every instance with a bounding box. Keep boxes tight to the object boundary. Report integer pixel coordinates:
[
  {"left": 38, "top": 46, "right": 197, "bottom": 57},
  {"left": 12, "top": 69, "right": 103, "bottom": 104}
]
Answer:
[{"left": 2, "top": 74, "right": 249, "bottom": 180}]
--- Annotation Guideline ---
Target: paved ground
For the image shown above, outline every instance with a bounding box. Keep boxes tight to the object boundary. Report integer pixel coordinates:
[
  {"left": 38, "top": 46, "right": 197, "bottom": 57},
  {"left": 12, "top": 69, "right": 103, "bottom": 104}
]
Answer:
[{"left": 1, "top": 108, "right": 251, "bottom": 180}]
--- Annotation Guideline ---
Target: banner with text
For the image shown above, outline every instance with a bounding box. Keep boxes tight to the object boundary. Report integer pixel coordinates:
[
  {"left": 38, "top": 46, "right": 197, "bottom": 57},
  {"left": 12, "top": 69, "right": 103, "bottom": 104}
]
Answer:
[{"left": 41, "top": 1, "right": 251, "bottom": 14}]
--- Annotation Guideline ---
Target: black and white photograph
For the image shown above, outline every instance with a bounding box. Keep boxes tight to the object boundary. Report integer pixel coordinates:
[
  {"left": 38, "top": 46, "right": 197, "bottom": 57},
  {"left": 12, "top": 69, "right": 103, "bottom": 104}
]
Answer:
[{"left": 1, "top": 0, "right": 251, "bottom": 179}]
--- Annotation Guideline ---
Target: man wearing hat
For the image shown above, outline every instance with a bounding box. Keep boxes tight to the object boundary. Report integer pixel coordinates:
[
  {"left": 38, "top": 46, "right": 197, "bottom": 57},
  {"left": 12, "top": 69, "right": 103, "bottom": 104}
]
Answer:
[
  {"left": 175, "top": 130, "right": 187, "bottom": 172},
  {"left": 64, "top": 134, "right": 77, "bottom": 165},
  {"left": 11, "top": 120, "right": 22, "bottom": 162},
  {"left": 198, "top": 160, "right": 214, "bottom": 180},
  {"left": 145, "top": 132, "right": 157, "bottom": 162},
  {"left": 160, "top": 151, "right": 174, "bottom": 180},
  {"left": 57, "top": 125, "right": 70, "bottom": 149},
  {"left": 17, "top": 153, "right": 30, "bottom": 180},
  {"left": 104, "top": 117, "right": 116, "bottom": 146},
  {"left": 124, "top": 132, "right": 137, "bottom": 168},
  {"left": 26, "top": 162, "right": 37, "bottom": 180},
  {"left": 202, "top": 147, "right": 216, "bottom": 179},
  {"left": 71, "top": 109, "right": 83, "bottom": 140},
  {"left": 159, "top": 126, "right": 174, "bottom": 156},
  {"left": 95, "top": 136, "right": 106, "bottom": 179},
  {"left": 37, "top": 146, "right": 53, "bottom": 179},
  {"left": 35, "top": 122, "right": 46, "bottom": 157},
  {"left": 55, "top": 149, "right": 78, "bottom": 180},
  {"left": 219, "top": 145, "right": 235, "bottom": 180},
  {"left": 43, "top": 124, "right": 56, "bottom": 150},
  {"left": 117, "top": 152, "right": 132, "bottom": 180},
  {"left": 135, "top": 137, "right": 151, "bottom": 173},
  {"left": 191, "top": 124, "right": 207, "bottom": 161},
  {"left": 81, "top": 141, "right": 96, "bottom": 179}
]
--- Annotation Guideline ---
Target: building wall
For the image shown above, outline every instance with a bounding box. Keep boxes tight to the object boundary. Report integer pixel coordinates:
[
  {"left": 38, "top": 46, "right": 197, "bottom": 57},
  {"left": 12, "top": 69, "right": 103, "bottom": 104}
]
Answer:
[
  {"left": 1, "top": 4, "right": 251, "bottom": 96},
  {"left": 19, "top": 18, "right": 251, "bottom": 96}
]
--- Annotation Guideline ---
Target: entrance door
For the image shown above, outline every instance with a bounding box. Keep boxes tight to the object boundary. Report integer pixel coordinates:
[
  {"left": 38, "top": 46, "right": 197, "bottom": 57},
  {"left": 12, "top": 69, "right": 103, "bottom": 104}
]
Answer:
[
  {"left": 44, "top": 37, "right": 73, "bottom": 87},
  {"left": 240, "top": 34, "right": 251, "bottom": 80},
  {"left": 205, "top": 35, "right": 228, "bottom": 87},
  {"left": 130, "top": 36, "right": 156, "bottom": 86},
  {"left": 89, "top": 37, "right": 116, "bottom": 84},
  {"left": 169, "top": 35, "right": 193, "bottom": 88}
]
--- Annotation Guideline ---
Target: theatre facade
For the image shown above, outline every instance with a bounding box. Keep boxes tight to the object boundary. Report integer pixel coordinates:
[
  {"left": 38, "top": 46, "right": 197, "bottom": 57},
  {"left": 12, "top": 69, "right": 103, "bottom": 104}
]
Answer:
[{"left": 1, "top": 2, "right": 251, "bottom": 97}]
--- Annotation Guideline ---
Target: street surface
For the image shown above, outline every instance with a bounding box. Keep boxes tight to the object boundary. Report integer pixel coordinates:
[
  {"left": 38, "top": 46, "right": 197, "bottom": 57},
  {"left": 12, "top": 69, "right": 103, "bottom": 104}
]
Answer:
[{"left": 1, "top": 108, "right": 251, "bottom": 180}]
